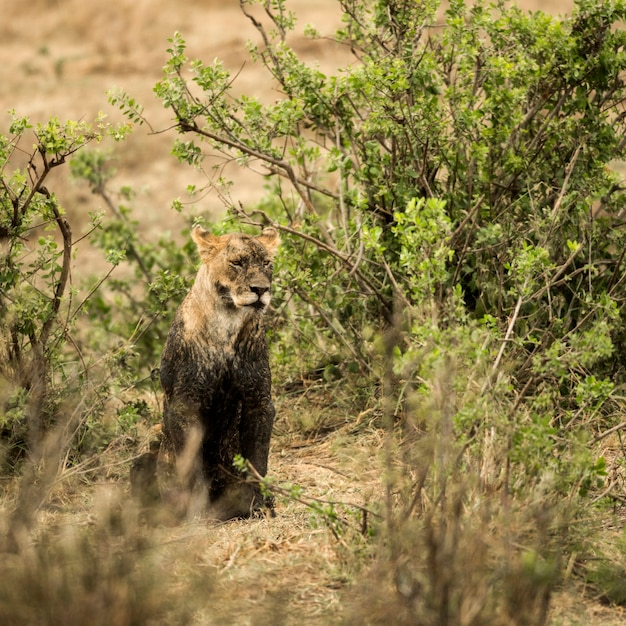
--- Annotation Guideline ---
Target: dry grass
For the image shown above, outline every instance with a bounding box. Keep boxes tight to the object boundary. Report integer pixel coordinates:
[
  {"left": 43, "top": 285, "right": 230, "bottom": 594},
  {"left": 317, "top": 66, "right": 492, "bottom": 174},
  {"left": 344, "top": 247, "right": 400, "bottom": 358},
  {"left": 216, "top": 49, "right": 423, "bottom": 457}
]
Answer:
[
  {"left": 1, "top": 387, "right": 625, "bottom": 624},
  {"left": 0, "top": 397, "right": 384, "bottom": 625},
  {"left": 0, "top": 0, "right": 349, "bottom": 244}
]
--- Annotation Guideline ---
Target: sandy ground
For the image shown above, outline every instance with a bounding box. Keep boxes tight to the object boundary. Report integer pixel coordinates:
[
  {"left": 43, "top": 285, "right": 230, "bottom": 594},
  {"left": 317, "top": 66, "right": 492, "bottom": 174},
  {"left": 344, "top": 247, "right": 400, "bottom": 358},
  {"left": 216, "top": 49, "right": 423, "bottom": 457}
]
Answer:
[{"left": 0, "top": 0, "right": 350, "bottom": 243}]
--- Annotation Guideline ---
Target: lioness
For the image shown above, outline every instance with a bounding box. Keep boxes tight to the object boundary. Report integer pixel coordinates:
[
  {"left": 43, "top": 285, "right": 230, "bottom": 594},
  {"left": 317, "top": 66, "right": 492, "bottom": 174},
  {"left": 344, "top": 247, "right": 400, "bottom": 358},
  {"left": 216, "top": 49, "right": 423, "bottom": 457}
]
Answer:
[{"left": 134, "top": 226, "right": 280, "bottom": 521}]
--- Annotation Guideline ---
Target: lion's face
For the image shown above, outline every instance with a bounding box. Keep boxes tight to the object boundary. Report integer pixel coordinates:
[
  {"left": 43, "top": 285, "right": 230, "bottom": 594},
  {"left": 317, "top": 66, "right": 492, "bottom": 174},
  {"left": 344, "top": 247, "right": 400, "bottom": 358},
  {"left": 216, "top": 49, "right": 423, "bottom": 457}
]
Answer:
[{"left": 192, "top": 227, "right": 280, "bottom": 311}]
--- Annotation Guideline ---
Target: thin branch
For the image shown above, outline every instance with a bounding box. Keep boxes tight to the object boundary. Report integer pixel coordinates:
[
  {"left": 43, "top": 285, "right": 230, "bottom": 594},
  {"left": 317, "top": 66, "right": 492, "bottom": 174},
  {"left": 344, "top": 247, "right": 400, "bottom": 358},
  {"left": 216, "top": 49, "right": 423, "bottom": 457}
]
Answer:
[
  {"left": 235, "top": 204, "right": 391, "bottom": 318},
  {"left": 592, "top": 420, "right": 626, "bottom": 444},
  {"left": 482, "top": 293, "right": 524, "bottom": 393},
  {"left": 348, "top": 213, "right": 365, "bottom": 277},
  {"left": 449, "top": 194, "right": 484, "bottom": 245},
  {"left": 38, "top": 190, "right": 72, "bottom": 350},
  {"left": 548, "top": 144, "right": 582, "bottom": 227},
  {"left": 66, "top": 264, "right": 118, "bottom": 328},
  {"left": 180, "top": 119, "right": 323, "bottom": 215},
  {"left": 530, "top": 241, "right": 584, "bottom": 301},
  {"left": 294, "top": 285, "right": 372, "bottom": 373},
  {"left": 263, "top": 162, "right": 339, "bottom": 200},
  {"left": 244, "top": 459, "right": 382, "bottom": 522},
  {"left": 94, "top": 184, "right": 153, "bottom": 283}
]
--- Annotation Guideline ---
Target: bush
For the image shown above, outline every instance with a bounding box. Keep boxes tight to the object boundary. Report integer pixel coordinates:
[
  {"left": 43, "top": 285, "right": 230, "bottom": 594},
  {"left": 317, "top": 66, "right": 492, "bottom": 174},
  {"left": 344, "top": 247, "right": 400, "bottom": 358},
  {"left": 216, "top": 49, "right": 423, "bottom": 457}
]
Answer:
[
  {"left": 109, "top": 0, "right": 626, "bottom": 617},
  {"left": 0, "top": 113, "right": 119, "bottom": 461},
  {"left": 118, "top": 0, "right": 626, "bottom": 387},
  {"left": 0, "top": 112, "right": 200, "bottom": 553},
  {"left": 114, "top": 0, "right": 626, "bottom": 481}
]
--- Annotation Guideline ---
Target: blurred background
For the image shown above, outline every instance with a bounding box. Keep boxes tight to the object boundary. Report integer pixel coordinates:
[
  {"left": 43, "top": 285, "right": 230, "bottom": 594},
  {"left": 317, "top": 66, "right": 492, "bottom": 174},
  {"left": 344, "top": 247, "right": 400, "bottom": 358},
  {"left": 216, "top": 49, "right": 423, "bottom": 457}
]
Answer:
[{"left": 0, "top": 0, "right": 574, "bottom": 245}]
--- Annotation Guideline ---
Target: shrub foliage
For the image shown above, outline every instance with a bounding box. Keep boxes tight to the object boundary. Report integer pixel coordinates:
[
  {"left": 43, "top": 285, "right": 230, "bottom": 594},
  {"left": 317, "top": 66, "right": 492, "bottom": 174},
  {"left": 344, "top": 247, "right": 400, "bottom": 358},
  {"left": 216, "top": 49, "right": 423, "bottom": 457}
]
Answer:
[
  {"left": 134, "top": 0, "right": 626, "bottom": 618},
  {"left": 132, "top": 0, "right": 626, "bottom": 396},
  {"left": 0, "top": 115, "right": 193, "bottom": 474},
  {"left": 127, "top": 0, "right": 626, "bottom": 484}
]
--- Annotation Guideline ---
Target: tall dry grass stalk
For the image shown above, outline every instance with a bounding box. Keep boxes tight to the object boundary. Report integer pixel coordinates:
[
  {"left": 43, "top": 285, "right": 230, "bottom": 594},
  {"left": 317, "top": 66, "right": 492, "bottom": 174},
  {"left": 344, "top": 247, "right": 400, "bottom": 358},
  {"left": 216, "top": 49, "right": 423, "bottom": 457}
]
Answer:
[{"left": 342, "top": 310, "right": 564, "bottom": 626}]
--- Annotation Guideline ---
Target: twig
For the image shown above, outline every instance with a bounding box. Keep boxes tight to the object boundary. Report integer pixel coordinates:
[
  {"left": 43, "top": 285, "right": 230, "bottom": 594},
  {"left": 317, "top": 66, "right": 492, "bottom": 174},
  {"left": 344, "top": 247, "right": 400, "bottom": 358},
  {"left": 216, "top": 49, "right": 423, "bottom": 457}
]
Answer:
[
  {"left": 530, "top": 241, "right": 583, "bottom": 301},
  {"left": 293, "top": 285, "right": 372, "bottom": 373},
  {"left": 95, "top": 185, "right": 153, "bottom": 283},
  {"left": 591, "top": 477, "right": 622, "bottom": 505},
  {"left": 492, "top": 293, "right": 523, "bottom": 373},
  {"left": 38, "top": 190, "right": 72, "bottom": 349},
  {"left": 592, "top": 420, "right": 626, "bottom": 444},
  {"left": 247, "top": 461, "right": 380, "bottom": 517},
  {"left": 481, "top": 293, "right": 523, "bottom": 393},
  {"left": 449, "top": 194, "right": 484, "bottom": 245},
  {"left": 549, "top": 144, "right": 582, "bottom": 227},
  {"left": 234, "top": 204, "right": 392, "bottom": 319}
]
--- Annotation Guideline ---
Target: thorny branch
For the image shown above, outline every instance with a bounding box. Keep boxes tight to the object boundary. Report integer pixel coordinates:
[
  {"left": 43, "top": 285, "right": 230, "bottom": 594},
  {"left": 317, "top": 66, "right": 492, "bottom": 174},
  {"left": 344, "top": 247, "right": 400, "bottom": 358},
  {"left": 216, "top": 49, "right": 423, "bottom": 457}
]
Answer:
[{"left": 234, "top": 203, "right": 394, "bottom": 321}]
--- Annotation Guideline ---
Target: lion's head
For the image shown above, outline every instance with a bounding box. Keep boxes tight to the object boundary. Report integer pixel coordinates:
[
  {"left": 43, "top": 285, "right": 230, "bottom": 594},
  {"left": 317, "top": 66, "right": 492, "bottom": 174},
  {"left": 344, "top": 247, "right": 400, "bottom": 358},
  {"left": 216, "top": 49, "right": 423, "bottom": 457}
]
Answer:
[{"left": 191, "top": 226, "right": 280, "bottom": 311}]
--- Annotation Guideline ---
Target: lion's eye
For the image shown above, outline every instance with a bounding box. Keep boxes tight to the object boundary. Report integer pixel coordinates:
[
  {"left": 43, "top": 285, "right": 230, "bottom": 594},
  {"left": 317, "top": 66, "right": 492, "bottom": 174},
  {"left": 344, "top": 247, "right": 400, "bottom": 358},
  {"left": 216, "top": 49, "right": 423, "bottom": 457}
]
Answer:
[{"left": 230, "top": 259, "right": 244, "bottom": 268}]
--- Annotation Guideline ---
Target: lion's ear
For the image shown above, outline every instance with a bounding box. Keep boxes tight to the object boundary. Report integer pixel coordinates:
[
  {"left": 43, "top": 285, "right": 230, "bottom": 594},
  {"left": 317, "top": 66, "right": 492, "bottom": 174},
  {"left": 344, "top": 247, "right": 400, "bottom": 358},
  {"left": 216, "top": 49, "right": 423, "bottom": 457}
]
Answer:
[
  {"left": 257, "top": 227, "right": 280, "bottom": 258},
  {"left": 191, "top": 226, "right": 225, "bottom": 262}
]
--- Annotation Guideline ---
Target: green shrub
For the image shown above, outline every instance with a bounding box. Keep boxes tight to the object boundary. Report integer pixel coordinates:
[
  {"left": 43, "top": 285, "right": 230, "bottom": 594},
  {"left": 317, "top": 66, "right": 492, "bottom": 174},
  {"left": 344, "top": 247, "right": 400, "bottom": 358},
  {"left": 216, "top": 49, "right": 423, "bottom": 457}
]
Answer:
[
  {"left": 112, "top": 0, "right": 626, "bottom": 481},
  {"left": 0, "top": 115, "right": 197, "bottom": 490},
  {"left": 69, "top": 149, "right": 195, "bottom": 376},
  {"left": 119, "top": 0, "right": 624, "bottom": 371},
  {"left": 0, "top": 113, "right": 120, "bottom": 462},
  {"left": 108, "top": 0, "right": 626, "bottom": 616}
]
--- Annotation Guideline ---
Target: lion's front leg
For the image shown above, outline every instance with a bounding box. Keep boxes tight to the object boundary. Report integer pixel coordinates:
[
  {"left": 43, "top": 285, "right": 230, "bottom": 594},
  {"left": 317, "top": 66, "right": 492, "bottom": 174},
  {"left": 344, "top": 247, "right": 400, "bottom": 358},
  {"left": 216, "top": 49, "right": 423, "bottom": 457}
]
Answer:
[
  {"left": 240, "top": 399, "right": 275, "bottom": 477},
  {"left": 238, "top": 382, "right": 276, "bottom": 512},
  {"left": 159, "top": 396, "right": 208, "bottom": 519}
]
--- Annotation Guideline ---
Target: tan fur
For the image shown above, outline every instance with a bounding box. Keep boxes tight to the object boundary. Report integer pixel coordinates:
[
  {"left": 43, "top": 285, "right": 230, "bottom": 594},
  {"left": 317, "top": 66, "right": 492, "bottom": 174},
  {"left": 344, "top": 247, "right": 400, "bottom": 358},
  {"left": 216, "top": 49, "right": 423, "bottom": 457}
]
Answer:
[{"left": 181, "top": 227, "right": 280, "bottom": 341}]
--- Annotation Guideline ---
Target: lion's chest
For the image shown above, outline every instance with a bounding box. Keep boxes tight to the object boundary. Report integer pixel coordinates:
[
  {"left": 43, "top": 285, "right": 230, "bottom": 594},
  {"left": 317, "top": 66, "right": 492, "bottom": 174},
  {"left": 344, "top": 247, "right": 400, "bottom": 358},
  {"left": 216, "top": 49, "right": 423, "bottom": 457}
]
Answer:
[
  {"left": 179, "top": 341, "right": 245, "bottom": 414},
  {"left": 160, "top": 314, "right": 265, "bottom": 425}
]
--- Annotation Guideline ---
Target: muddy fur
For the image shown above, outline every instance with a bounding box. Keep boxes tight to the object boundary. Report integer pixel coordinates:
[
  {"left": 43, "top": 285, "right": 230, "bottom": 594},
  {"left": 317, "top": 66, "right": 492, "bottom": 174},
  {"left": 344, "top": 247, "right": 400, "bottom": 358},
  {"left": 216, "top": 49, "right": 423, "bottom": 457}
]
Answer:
[{"left": 132, "top": 227, "right": 280, "bottom": 522}]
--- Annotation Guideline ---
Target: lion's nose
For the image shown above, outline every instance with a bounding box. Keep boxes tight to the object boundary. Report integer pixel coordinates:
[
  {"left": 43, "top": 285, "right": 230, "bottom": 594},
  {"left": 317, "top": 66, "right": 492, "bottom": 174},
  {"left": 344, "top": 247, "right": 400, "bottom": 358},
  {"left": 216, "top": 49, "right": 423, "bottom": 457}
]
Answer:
[{"left": 250, "top": 284, "right": 269, "bottom": 297}]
